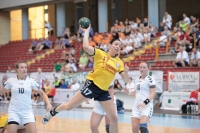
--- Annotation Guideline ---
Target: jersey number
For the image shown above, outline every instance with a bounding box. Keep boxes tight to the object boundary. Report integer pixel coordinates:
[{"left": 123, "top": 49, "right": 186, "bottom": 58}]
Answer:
[
  {"left": 82, "top": 87, "right": 92, "bottom": 96},
  {"left": 18, "top": 88, "right": 24, "bottom": 94}
]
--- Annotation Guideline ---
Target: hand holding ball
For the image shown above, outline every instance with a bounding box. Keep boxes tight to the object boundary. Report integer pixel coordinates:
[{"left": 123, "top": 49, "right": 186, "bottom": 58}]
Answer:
[{"left": 79, "top": 17, "right": 91, "bottom": 29}]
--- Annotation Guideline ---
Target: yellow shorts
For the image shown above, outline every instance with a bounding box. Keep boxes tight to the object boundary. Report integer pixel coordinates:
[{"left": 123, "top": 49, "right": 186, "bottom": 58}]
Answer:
[{"left": 0, "top": 114, "right": 8, "bottom": 130}]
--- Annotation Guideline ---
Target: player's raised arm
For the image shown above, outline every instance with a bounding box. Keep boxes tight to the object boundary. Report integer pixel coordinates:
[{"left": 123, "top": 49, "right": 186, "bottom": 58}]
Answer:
[{"left": 81, "top": 25, "right": 95, "bottom": 55}]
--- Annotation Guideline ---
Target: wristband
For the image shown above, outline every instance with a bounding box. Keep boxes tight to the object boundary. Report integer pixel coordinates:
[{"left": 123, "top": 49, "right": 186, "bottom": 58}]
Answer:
[{"left": 143, "top": 99, "right": 150, "bottom": 105}]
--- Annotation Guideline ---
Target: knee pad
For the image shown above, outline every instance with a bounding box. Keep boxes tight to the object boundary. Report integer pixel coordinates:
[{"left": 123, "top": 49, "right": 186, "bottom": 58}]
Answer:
[{"left": 139, "top": 123, "right": 149, "bottom": 133}]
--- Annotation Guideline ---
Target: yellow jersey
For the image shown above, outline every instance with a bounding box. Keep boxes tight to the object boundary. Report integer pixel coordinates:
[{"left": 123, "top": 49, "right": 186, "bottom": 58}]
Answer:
[
  {"left": 86, "top": 48, "right": 124, "bottom": 91},
  {"left": 0, "top": 114, "right": 8, "bottom": 130}
]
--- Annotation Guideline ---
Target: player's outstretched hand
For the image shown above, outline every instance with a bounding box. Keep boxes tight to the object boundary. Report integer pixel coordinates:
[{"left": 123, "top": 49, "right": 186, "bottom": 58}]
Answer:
[
  {"left": 79, "top": 24, "right": 91, "bottom": 32},
  {"left": 124, "top": 65, "right": 129, "bottom": 72}
]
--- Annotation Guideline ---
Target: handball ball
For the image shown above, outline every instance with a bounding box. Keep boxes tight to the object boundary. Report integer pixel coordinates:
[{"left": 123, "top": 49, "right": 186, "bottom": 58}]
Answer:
[{"left": 79, "top": 17, "right": 91, "bottom": 29}]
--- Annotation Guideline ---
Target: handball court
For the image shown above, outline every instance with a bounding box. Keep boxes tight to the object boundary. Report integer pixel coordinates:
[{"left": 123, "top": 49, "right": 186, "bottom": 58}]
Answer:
[{"left": 0, "top": 104, "right": 200, "bottom": 133}]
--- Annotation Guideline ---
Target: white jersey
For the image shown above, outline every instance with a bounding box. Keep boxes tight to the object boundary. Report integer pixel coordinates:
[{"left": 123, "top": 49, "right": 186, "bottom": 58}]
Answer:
[
  {"left": 4, "top": 77, "right": 40, "bottom": 112},
  {"left": 133, "top": 76, "right": 156, "bottom": 107}
]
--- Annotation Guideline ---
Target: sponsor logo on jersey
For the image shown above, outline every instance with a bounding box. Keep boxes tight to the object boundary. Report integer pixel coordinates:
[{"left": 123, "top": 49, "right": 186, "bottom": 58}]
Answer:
[{"left": 116, "top": 63, "right": 120, "bottom": 68}]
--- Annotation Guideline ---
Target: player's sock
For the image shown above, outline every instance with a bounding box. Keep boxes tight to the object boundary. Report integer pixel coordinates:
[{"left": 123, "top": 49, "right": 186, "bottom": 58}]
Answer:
[
  {"left": 105, "top": 124, "right": 110, "bottom": 133},
  {"left": 139, "top": 123, "right": 149, "bottom": 133}
]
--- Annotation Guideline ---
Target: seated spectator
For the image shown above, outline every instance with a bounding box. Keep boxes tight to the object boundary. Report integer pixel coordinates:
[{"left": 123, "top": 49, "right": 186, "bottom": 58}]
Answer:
[
  {"left": 176, "top": 30, "right": 192, "bottom": 52},
  {"left": 190, "top": 48, "right": 200, "bottom": 67},
  {"left": 93, "top": 32, "right": 103, "bottom": 46},
  {"left": 163, "top": 25, "right": 171, "bottom": 36},
  {"left": 28, "top": 39, "right": 38, "bottom": 53},
  {"left": 135, "top": 29, "right": 144, "bottom": 42},
  {"left": 61, "top": 27, "right": 65, "bottom": 37},
  {"left": 132, "top": 33, "right": 141, "bottom": 49},
  {"left": 187, "top": 88, "right": 200, "bottom": 114},
  {"left": 169, "top": 27, "right": 180, "bottom": 45},
  {"left": 123, "top": 77, "right": 135, "bottom": 96},
  {"left": 89, "top": 37, "right": 96, "bottom": 47},
  {"left": 102, "top": 36, "right": 110, "bottom": 46},
  {"left": 120, "top": 43, "right": 133, "bottom": 55},
  {"left": 79, "top": 53, "right": 88, "bottom": 70},
  {"left": 64, "top": 59, "right": 77, "bottom": 73},
  {"left": 54, "top": 61, "right": 62, "bottom": 72},
  {"left": 188, "top": 16, "right": 197, "bottom": 35},
  {"left": 60, "top": 79, "right": 68, "bottom": 89},
  {"left": 53, "top": 77, "right": 61, "bottom": 88},
  {"left": 143, "top": 28, "right": 151, "bottom": 45},
  {"left": 6, "top": 66, "right": 15, "bottom": 73},
  {"left": 70, "top": 46, "right": 75, "bottom": 55},
  {"left": 70, "top": 79, "right": 80, "bottom": 90},
  {"left": 174, "top": 46, "right": 189, "bottom": 67},
  {"left": 88, "top": 57, "right": 94, "bottom": 68},
  {"left": 38, "top": 37, "right": 52, "bottom": 50},
  {"left": 159, "top": 32, "right": 167, "bottom": 47},
  {"left": 55, "top": 37, "right": 63, "bottom": 49},
  {"left": 179, "top": 20, "right": 187, "bottom": 32},
  {"left": 114, "top": 79, "right": 122, "bottom": 90},
  {"left": 183, "top": 13, "right": 190, "bottom": 25},
  {"left": 131, "top": 21, "right": 138, "bottom": 29},
  {"left": 143, "top": 18, "right": 149, "bottom": 27},
  {"left": 196, "top": 27, "right": 200, "bottom": 50},
  {"left": 61, "top": 52, "right": 70, "bottom": 63},
  {"left": 64, "top": 27, "right": 71, "bottom": 39},
  {"left": 61, "top": 38, "right": 70, "bottom": 49},
  {"left": 89, "top": 26, "right": 94, "bottom": 37},
  {"left": 149, "top": 23, "right": 157, "bottom": 37},
  {"left": 158, "top": 22, "right": 164, "bottom": 32}
]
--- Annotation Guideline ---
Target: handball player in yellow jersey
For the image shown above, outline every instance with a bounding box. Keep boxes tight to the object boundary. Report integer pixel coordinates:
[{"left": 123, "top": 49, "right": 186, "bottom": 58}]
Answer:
[{"left": 42, "top": 25, "right": 129, "bottom": 133}]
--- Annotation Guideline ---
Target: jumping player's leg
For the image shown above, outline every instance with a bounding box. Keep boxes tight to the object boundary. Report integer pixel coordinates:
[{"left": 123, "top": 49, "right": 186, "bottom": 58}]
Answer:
[
  {"left": 99, "top": 100, "right": 118, "bottom": 133},
  {"left": 7, "top": 124, "right": 19, "bottom": 133},
  {"left": 90, "top": 112, "right": 104, "bottom": 133},
  {"left": 42, "top": 91, "right": 87, "bottom": 124}
]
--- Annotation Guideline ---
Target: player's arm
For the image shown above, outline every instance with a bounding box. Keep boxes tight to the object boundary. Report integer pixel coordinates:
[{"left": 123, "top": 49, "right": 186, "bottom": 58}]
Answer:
[
  {"left": 81, "top": 25, "right": 95, "bottom": 55},
  {"left": 37, "top": 89, "right": 52, "bottom": 110},
  {"left": 146, "top": 78, "right": 156, "bottom": 102},
  {"left": 119, "top": 65, "right": 129, "bottom": 84}
]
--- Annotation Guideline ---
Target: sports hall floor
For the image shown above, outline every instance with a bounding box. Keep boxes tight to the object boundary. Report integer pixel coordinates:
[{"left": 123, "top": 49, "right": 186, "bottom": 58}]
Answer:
[{"left": 0, "top": 103, "right": 200, "bottom": 133}]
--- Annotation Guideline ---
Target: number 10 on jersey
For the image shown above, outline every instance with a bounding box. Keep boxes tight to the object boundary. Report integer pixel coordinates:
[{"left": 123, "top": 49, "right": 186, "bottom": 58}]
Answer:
[{"left": 19, "top": 88, "right": 24, "bottom": 94}]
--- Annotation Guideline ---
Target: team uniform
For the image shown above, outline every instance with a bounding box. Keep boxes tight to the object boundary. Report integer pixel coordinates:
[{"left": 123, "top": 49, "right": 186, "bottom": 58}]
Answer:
[
  {"left": 4, "top": 77, "right": 39, "bottom": 125},
  {"left": 131, "top": 75, "right": 156, "bottom": 119},
  {"left": 80, "top": 48, "right": 124, "bottom": 101}
]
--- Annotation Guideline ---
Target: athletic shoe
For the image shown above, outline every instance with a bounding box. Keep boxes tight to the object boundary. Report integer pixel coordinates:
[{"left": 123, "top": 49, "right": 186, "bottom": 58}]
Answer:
[{"left": 42, "top": 109, "right": 54, "bottom": 124}]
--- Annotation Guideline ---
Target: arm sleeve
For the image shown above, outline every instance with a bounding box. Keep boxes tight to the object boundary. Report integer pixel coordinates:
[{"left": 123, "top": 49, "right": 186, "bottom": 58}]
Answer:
[
  {"left": 3, "top": 79, "right": 12, "bottom": 90},
  {"left": 147, "top": 76, "right": 156, "bottom": 88}
]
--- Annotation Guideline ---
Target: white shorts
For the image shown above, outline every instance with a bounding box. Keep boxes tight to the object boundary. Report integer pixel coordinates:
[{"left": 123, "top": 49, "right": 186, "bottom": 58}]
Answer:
[
  {"left": 8, "top": 111, "right": 35, "bottom": 125},
  {"left": 93, "top": 96, "right": 117, "bottom": 116},
  {"left": 131, "top": 104, "right": 153, "bottom": 119}
]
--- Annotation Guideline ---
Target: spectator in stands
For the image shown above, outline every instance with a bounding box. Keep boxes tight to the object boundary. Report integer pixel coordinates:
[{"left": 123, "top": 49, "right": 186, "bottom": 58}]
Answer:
[
  {"left": 89, "top": 26, "right": 94, "bottom": 37},
  {"left": 60, "top": 79, "right": 68, "bottom": 89},
  {"left": 70, "top": 46, "right": 75, "bottom": 55},
  {"left": 88, "top": 57, "right": 94, "bottom": 68},
  {"left": 54, "top": 61, "right": 62, "bottom": 72},
  {"left": 178, "top": 30, "right": 192, "bottom": 52},
  {"left": 190, "top": 48, "right": 200, "bottom": 67},
  {"left": 137, "top": 18, "right": 142, "bottom": 27},
  {"left": 169, "top": 27, "right": 180, "bottom": 45},
  {"left": 135, "top": 29, "right": 144, "bottom": 42},
  {"left": 88, "top": 37, "right": 96, "bottom": 47},
  {"left": 6, "top": 66, "right": 15, "bottom": 73},
  {"left": 0, "top": 75, "right": 10, "bottom": 103},
  {"left": 131, "top": 21, "right": 138, "bottom": 29},
  {"left": 179, "top": 20, "right": 187, "bottom": 32},
  {"left": 163, "top": 11, "right": 172, "bottom": 25},
  {"left": 55, "top": 37, "right": 63, "bottom": 49},
  {"left": 163, "top": 25, "right": 171, "bottom": 36},
  {"left": 114, "top": 79, "right": 122, "bottom": 90},
  {"left": 196, "top": 27, "right": 200, "bottom": 50},
  {"left": 158, "top": 22, "right": 164, "bottom": 32},
  {"left": 143, "top": 28, "right": 151, "bottom": 45},
  {"left": 93, "top": 32, "right": 103, "bottom": 46},
  {"left": 102, "top": 35, "right": 110, "bottom": 46},
  {"left": 79, "top": 53, "right": 88, "bottom": 70},
  {"left": 159, "top": 32, "right": 167, "bottom": 47},
  {"left": 61, "top": 27, "right": 65, "bottom": 37},
  {"left": 143, "top": 18, "right": 149, "bottom": 27},
  {"left": 183, "top": 13, "right": 190, "bottom": 25},
  {"left": 123, "top": 77, "right": 135, "bottom": 96},
  {"left": 64, "top": 59, "right": 77, "bottom": 73},
  {"left": 29, "top": 39, "right": 38, "bottom": 53},
  {"left": 44, "top": 80, "right": 52, "bottom": 96},
  {"left": 37, "top": 68, "right": 46, "bottom": 88},
  {"left": 174, "top": 46, "right": 189, "bottom": 67},
  {"left": 38, "top": 37, "right": 52, "bottom": 50},
  {"left": 64, "top": 28, "right": 71, "bottom": 39},
  {"left": 53, "top": 77, "right": 61, "bottom": 88},
  {"left": 189, "top": 16, "right": 198, "bottom": 35},
  {"left": 70, "top": 79, "right": 80, "bottom": 90},
  {"left": 61, "top": 38, "right": 70, "bottom": 49},
  {"left": 149, "top": 23, "right": 157, "bottom": 37},
  {"left": 44, "top": 21, "right": 53, "bottom": 37},
  {"left": 163, "top": 13, "right": 172, "bottom": 29},
  {"left": 132, "top": 33, "right": 141, "bottom": 49}
]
